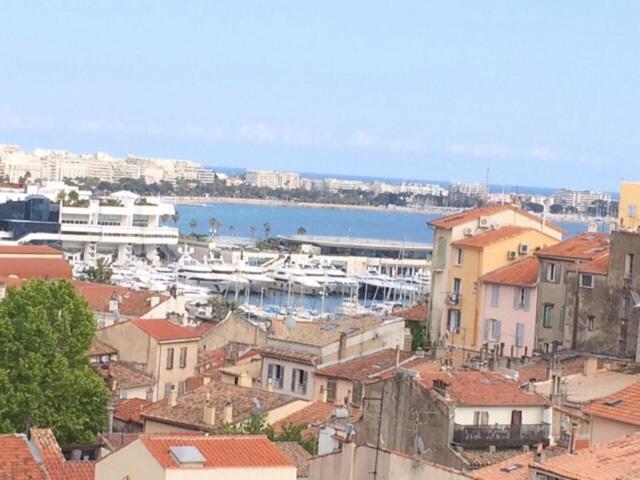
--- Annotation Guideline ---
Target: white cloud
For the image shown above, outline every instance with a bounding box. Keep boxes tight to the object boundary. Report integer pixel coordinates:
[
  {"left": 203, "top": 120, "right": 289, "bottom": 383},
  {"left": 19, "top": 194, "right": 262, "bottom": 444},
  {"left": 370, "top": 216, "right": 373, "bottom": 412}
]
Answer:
[
  {"left": 528, "top": 146, "right": 560, "bottom": 160},
  {"left": 447, "top": 144, "right": 511, "bottom": 158}
]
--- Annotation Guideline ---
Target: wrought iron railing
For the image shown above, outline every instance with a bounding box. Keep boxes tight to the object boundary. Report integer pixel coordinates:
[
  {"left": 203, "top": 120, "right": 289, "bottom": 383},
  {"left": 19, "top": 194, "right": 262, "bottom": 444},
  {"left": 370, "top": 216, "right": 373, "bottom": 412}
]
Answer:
[{"left": 453, "top": 423, "right": 549, "bottom": 449}]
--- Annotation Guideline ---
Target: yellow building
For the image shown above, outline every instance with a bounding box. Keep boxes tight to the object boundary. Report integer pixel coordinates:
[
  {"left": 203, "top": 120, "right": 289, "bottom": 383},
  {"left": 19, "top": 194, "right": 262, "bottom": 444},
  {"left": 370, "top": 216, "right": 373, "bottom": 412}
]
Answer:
[
  {"left": 619, "top": 181, "right": 640, "bottom": 230},
  {"left": 445, "top": 226, "right": 559, "bottom": 348}
]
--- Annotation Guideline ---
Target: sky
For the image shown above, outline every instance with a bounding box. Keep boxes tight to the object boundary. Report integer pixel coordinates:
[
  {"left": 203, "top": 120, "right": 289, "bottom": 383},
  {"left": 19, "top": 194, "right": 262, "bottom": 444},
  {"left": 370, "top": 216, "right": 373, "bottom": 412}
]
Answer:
[{"left": 0, "top": 1, "right": 639, "bottom": 191}]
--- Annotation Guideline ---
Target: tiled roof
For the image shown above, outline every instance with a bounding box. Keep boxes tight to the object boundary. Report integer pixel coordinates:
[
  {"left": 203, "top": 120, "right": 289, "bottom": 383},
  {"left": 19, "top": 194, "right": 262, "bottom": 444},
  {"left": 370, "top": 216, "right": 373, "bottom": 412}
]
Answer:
[
  {"left": 139, "top": 434, "right": 294, "bottom": 469},
  {"left": 0, "top": 434, "right": 46, "bottom": 479},
  {"left": 141, "top": 381, "right": 298, "bottom": 431},
  {"left": 429, "top": 204, "right": 563, "bottom": 233},
  {"left": 196, "top": 348, "right": 226, "bottom": 370},
  {"left": 579, "top": 253, "right": 610, "bottom": 274},
  {"left": 269, "top": 315, "right": 396, "bottom": 347},
  {"left": 89, "top": 338, "right": 118, "bottom": 357},
  {"left": 480, "top": 256, "right": 539, "bottom": 287},
  {"left": 131, "top": 318, "right": 201, "bottom": 342},
  {"left": 114, "top": 398, "right": 153, "bottom": 424},
  {"left": 100, "top": 432, "right": 141, "bottom": 454},
  {"left": 451, "top": 226, "right": 538, "bottom": 249},
  {"left": 275, "top": 442, "right": 311, "bottom": 478},
  {"left": 316, "top": 349, "right": 413, "bottom": 383},
  {"left": 471, "top": 452, "right": 533, "bottom": 480},
  {"left": 457, "top": 449, "right": 530, "bottom": 470},
  {"left": 272, "top": 402, "right": 361, "bottom": 437},
  {"left": 260, "top": 347, "right": 319, "bottom": 366},
  {"left": 29, "top": 428, "right": 94, "bottom": 480},
  {"left": 393, "top": 303, "right": 428, "bottom": 322},
  {"left": 0, "top": 258, "right": 72, "bottom": 279},
  {"left": 414, "top": 369, "right": 548, "bottom": 407},
  {"left": 583, "top": 381, "right": 640, "bottom": 426},
  {"left": 530, "top": 433, "right": 640, "bottom": 480},
  {"left": 536, "top": 232, "right": 609, "bottom": 260},
  {"left": 0, "top": 245, "right": 62, "bottom": 255},
  {"left": 75, "top": 281, "right": 170, "bottom": 317},
  {"left": 95, "top": 362, "right": 153, "bottom": 390}
]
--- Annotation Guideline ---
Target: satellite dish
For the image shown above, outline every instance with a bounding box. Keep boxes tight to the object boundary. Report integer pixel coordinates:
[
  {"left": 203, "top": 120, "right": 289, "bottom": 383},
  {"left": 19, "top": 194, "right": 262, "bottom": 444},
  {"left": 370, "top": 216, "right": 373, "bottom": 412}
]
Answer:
[{"left": 415, "top": 436, "right": 425, "bottom": 456}]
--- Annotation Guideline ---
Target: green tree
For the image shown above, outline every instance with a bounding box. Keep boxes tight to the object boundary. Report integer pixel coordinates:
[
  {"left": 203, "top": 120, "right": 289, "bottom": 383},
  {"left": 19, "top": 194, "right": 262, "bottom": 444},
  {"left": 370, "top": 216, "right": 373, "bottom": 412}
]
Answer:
[
  {"left": 171, "top": 212, "right": 181, "bottom": 225},
  {"left": 189, "top": 218, "right": 198, "bottom": 235},
  {"left": 296, "top": 226, "right": 307, "bottom": 235},
  {"left": 0, "top": 279, "right": 109, "bottom": 443},
  {"left": 263, "top": 222, "right": 272, "bottom": 240},
  {"left": 87, "top": 257, "right": 113, "bottom": 284},
  {"left": 228, "top": 225, "right": 235, "bottom": 236}
]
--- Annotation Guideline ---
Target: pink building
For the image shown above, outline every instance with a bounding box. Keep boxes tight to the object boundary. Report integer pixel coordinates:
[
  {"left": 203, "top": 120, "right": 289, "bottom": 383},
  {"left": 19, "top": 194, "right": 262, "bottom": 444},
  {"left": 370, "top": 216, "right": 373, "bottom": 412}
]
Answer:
[{"left": 478, "top": 257, "right": 539, "bottom": 357}]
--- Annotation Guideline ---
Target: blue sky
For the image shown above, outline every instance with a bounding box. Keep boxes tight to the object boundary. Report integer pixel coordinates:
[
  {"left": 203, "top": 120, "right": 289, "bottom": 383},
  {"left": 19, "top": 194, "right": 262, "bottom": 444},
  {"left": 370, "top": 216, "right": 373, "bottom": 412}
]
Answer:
[{"left": 0, "top": 1, "right": 638, "bottom": 191}]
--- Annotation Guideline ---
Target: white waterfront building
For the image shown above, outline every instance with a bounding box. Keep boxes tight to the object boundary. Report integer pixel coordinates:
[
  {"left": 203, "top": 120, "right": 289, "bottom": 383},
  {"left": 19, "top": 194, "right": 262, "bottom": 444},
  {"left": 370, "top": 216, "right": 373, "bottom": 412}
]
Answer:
[{"left": 59, "top": 191, "right": 179, "bottom": 264}]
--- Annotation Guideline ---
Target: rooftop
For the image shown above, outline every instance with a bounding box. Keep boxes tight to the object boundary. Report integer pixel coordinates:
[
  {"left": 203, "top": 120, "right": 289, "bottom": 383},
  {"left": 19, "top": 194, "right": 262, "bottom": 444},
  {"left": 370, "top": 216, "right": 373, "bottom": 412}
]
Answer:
[
  {"left": 480, "top": 256, "right": 539, "bottom": 287},
  {"left": 0, "top": 434, "right": 46, "bottom": 479},
  {"left": 451, "top": 226, "right": 542, "bottom": 249},
  {"left": 530, "top": 433, "right": 640, "bottom": 480},
  {"left": 277, "top": 234, "right": 431, "bottom": 251},
  {"left": 274, "top": 442, "right": 311, "bottom": 478},
  {"left": 0, "top": 245, "right": 63, "bottom": 256},
  {"left": 96, "top": 362, "right": 153, "bottom": 390},
  {"left": 0, "top": 257, "right": 72, "bottom": 280},
  {"left": 141, "top": 381, "right": 299, "bottom": 431},
  {"left": 393, "top": 303, "right": 428, "bottom": 322},
  {"left": 583, "top": 381, "right": 640, "bottom": 426},
  {"left": 455, "top": 448, "right": 530, "bottom": 470},
  {"left": 75, "top": 281, "right": 170, "bottom": 317},
  {"left": 316, "top": 348, "right": 413, "bottom": 383},
  {"left": 272, "top": 402, "right": 361, "bottom": 437},
  {"left": 138, "top": 434, "right": 294, "bottom": 469},
  {"left": 429, "top": 204, "right": 563, "bottom": 233},
  {"left": 470, "top": 452, "right": 533, "bottom": 478},
  {"left": 114, "top": 398, "right": 154, "bottom": 425},
  {"left": 268, "top": 315, "right": 400, "bottom": 348},
  {"left": 29, "top": 428, "right": 95, "bottom": 480},
  {"left": 89, "top": 338, "right": 118, "bottom": 357},
  {"left": 130, "top": 318, "right": 200, "bottom": 342},
  {"left": 536, "top": 232, "right": 609, "bottom": 260},
  {"left": 578, "top": 253, "right": 610, "bottom": 274}
]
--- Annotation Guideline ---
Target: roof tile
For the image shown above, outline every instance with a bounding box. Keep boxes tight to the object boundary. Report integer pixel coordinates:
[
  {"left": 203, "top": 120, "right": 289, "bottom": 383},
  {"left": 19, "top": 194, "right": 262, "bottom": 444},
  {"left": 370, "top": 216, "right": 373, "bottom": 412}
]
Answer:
[
  {"left": 583, "top": 380, "right": 640, "bottom": 426},
  {"left": 481, "top": 257, "right": 539, "bottom": 287},
  {"left": 536, "top": 232, "right": 609, "bottom": 260}
]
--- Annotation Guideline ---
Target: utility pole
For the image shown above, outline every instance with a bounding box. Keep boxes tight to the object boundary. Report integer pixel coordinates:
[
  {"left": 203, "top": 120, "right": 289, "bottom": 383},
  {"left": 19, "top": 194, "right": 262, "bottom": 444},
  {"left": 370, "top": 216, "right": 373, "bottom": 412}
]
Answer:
[{"left": 363, "top": 392, "right": 385, "bottom": 480}]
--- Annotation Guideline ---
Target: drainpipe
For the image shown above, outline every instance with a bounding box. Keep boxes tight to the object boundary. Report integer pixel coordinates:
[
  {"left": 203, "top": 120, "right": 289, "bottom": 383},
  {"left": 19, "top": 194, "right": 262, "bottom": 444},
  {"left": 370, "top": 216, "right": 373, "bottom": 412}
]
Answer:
[{"left": 571, "top": 260, "right": 580, "bottom": 350}]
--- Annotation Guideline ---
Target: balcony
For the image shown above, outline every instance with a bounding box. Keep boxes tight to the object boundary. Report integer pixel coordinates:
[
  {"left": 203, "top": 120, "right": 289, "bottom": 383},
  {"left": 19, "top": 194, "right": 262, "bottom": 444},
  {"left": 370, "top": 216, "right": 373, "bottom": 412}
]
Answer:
[
  {"left": 453, "top": 423, "right": 550, "bottom": 449},
  {"left": 446, "top": 292, "right": 462, "bottom": 306}
]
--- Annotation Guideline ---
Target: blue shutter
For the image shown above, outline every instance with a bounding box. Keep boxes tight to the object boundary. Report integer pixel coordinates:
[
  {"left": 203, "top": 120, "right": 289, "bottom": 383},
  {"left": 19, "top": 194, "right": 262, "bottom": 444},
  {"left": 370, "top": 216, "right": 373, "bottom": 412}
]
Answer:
[
  {"left": 513, "top": 288, "right": 520, "bottom": 309},
  {"left": 492, "top": 285, "right": 500, "bottom": 307},
  {"left": 516, "top": 323, "right": 525, "bottom": 347},
  {"left": 495, "top": 320, "right": 502, "bottom": 342},
  {"left": 523, "top": 289, "right": 530, "bottom": 311},
  {"left": 483, "top": 319, "right": 490, "bottom": 341}
]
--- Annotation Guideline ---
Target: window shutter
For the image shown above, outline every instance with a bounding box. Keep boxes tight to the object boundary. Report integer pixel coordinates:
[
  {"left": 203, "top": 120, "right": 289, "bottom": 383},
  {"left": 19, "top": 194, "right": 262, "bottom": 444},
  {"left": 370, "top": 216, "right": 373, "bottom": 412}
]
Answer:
[
  {"left": 267, "top": 363, "right": 274, "bottom": 380},
  {"left": 291, "top": 369, "right": 297, "bottom": 392},
  {"left": 495, "top": 320, "right": 502, "bottom": 342},
  {"left": 513, "top": 288, "right": 520, "bottom": 309},
  {"left": 492, "top": 285, "right": 500, "bottom": 306},
  {"left": 523, "top": 289, "right": 530, "bottom": 311},
  {"left": 302, "top": 370, "right": 308, "bottom": 395},
  {"left": 516, "top": 323, "right": 525, "bottom": 347},
  {"left": 483, "top": 319, "right": 490, "bottom": 341}
]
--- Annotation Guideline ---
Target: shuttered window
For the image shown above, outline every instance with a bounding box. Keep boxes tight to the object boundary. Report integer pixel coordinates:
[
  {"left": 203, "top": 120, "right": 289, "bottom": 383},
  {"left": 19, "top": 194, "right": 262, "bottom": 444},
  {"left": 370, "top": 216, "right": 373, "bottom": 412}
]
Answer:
[
  {"left": 166, "top": 348, "right": 174, "bottom": 370},
  {"left": 327, "top": 379, "right": 337, "bottom": 403},
  {"left": 515, "top": 323, "right": 525, "bottom": 348},
  {"left": 179, "top": 347, "right": 187, "bottom": 369}
]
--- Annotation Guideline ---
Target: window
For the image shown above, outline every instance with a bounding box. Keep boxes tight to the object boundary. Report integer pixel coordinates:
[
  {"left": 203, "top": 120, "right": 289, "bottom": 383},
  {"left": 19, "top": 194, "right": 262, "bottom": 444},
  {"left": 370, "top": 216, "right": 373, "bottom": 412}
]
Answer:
[
  {"left": 629, "top": 204, "right": 637, "bottom": 219},
  {"left": 623, "top": 297, "right": 631, "bottom": 319},
  {"left": 483, "top": 318, "right": 501, "bottom": 342},
  {"left": 327, "top": 379, "right": 337, "bottom": 402},
  {"left": 352, "top": 380, "right": 363, "bottom": 407},
  {"left": 164, "top": 383, "right": 172, "bottom": 399},
  {"left": 473, "top": 411, "right": 489, "bottom": 425},
  {"left": 515, "top": 322, "right": 525, "bottom": 348},
  {"left": 580, "top": 274, "right": 593, "bottom": 288},
  {"left": 267, "top": 363, "right": 284, "bottom": 389},
  {"left": 545, "top": 262, "right": 557, "bottom": 283},
  {"left": 491, "top": 284, "right": 500, "bottom": 307},
  {"left": 447, "top": 309, "right": 461, "bottom": 334},
  {"left": 178, "top": 381, "right": 186, "bottom": 396},
  {"left": 291, "top": 368, "right": 308, "bottom": 395},
  {"left": 166, "top": 348, "right": 174, "bottom": 370},
  {"left": 625, "top": 253, "right": 634, "bottom": 279},
  {"left": 453, "top": 277, "right": 462, "bottom": 294},
  {"left": 455, "top": 247, "right": 463, "bottom": 266},
  {"left": 513, "top": 287, "right": 530, "bottom": 311},
  {"left": 543, "top": 304, "right": 553, "bottom": 328},
  {"left": 588, "top": 315, "right": 595, "bottom": 331},
  {"left": 559, "top": 306, "right": 565, "bottom": 329},
  {"left": 179, "top": 347, "right": 187, "bottom": 369}
]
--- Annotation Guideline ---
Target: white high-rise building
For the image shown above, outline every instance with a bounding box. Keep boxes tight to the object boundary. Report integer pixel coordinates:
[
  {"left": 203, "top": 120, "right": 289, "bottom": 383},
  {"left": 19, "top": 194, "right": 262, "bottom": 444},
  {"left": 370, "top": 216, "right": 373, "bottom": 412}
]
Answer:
[{"left": 245, "top": 170, "right": 301, "bottom": 189}]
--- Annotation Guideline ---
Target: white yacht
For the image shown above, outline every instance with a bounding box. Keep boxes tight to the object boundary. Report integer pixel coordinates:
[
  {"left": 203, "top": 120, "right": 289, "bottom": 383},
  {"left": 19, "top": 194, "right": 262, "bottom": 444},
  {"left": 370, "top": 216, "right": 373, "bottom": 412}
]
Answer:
[{"left": 269, "top": 265, "right": 323, "bottom": 296}]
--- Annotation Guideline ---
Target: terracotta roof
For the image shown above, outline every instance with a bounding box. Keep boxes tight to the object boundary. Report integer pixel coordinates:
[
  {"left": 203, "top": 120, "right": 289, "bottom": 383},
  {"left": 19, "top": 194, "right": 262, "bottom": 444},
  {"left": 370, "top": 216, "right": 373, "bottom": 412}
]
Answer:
[
  {"left": 472, "top": 452, "right": 533, "bottom": 480},
  {"left": 317, "top": 349, "right": 413, "bottom": 383},
  {"left": 275, "top": 442, "right": 311, "bottom": 478},
  {"left": 114, "top": 398, "right": 153, "bottom": 425},
  {"left": 0, "top": 258, "right": 72, "bottom": 280},
  {"left": 451, "top": 226, "right": 539, "bottom": 249},
  {"left": 100, "top": 432, "right": 141, "bottom": 454},
  {"left": 536, "top": 232, "right": 609, "bottom": 260},
  {"left": 272, "top": 402, "right": 360, "bottom": 437},
  {"left": 96, "top": 362, "right": 153, "bottom": 390},
  {"left": 480, "top": 256, "right": 539, "bottom": 287},
  {"left": 141, "top": 381, "right": 299, "bottom": 431},
  {"left": 429, "top": 204, "right": 563, "bottom": 233},
  {"left": 75, "top": 281, "right": 170, "bottom": 317},
  {"left": 579, "top": 253, "right": 610, "bottom": 274},
  {"left": 29, "top": 428, "right": 94, "bottom": 480},
  {"left": 414, "top": 369, "right": 548, "bottom": 407},
  {"left": 0, "top": 245, "right": 62, "bottom": 255},
  {"left": 196, "top": 348, "right": 226, "bottom": 370},
  {"left": 269, "top": 315, "right": 397, "bottom": 347},
  {"left": 0, "top": 434, "right": 46, "bottom": 479},
  {"left": 529, "top": 433, "right": 640, "bottom": 480},
  {"left": 131, "top": 318, "right": 201, "bottom": 342},
  {"left": 89, "top": 338, "right": 118, "bottom": 357},
  {"left": 583, "top": 381, "right": 640, "bottom": 426},
  {"left": 139, "top": 434, "right": 294, "bottom": 469},
  {"left": 393, "top": 303, "right": 428, "bottom": 322},
  {"left": 260, "top": 347, "right": 319, "bottom": 366}
]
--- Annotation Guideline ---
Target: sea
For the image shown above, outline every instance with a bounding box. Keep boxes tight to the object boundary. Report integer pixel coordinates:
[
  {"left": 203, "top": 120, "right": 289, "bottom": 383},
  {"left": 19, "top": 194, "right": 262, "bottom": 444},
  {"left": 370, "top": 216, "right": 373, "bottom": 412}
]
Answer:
[{"left": 174, "top": 202, "right": 588, "bottom": 243}]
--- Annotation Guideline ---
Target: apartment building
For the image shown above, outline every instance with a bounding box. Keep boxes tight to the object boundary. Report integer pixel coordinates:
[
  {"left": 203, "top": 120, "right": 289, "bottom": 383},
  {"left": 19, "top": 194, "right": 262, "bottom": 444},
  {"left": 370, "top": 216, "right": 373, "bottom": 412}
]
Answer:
[
  {"left": 245, "top": 169, "right": 301, "bottom": 189},
  {"left": 619, "top": 180, "right": 640, "bottom": 230},
  {"left": 428, "top": 204, "right": 563, "bottom": 346},
  {"left": 553, "top": 188, "right": 612, "bottom": 214}
]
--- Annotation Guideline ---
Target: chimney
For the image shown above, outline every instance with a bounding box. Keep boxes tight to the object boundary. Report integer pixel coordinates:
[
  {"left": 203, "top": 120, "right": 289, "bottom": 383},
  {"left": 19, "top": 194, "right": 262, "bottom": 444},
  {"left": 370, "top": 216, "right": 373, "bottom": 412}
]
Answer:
[
  {"left": 203, "top": 376, "right": 211, "bottom": 385},
  {"left": 267, "top": 377, "right": 274, "bottom": 392},
  {"left": 169, "top": 385, "right": 178, "bottom": 407},
  {"left": 145, "top": 387, "right": 154, "bottom": 402},
  {"left": 108, "top": 293, "right": 119, "bottom": 313},
  {"left": 320, "top": 385, "right": 328, "bottom": 403},
  {"left": 583, "top": 357, "right": 598, "bottom": 376},
  {"left": 525, "top": 379, "right": 536, "bottom": 394},
  {"left": 533, "top": 443, "right": 545, "bottom": 464},
  {"left": 203, "top": 393, "right": 216, "bottom": 426},
  {"left": 270, "top": 318, "right": 286, "bottom": 337},
  {"left": 338, "top": 332, "right": 347, "bottom": 362},
  {"left": 223, "top": 401, "right": 233, "bottom": 424},
  {"left": 238, "top": 371, "right": 252, "bottom": 388}
]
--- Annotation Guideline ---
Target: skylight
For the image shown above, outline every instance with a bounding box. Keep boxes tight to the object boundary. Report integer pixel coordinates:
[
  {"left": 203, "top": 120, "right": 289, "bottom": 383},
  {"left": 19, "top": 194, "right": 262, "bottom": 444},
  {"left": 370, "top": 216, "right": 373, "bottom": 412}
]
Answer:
[
  {"left": 603, "top": 398, "right": 623, "bottom": 407},
  {"left": 500, "top": 464, "right": 523, "bottom": 473}
]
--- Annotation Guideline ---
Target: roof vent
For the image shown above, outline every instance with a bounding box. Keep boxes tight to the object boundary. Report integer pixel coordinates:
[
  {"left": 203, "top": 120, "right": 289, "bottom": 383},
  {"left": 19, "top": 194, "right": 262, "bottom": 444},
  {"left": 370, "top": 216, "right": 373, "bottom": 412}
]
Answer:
[
  {"left": 603, "top": 398, "right": 622, "bottom": 407},
  {"left": 169, "top": 446, "right": 206, "bottom": 468}
]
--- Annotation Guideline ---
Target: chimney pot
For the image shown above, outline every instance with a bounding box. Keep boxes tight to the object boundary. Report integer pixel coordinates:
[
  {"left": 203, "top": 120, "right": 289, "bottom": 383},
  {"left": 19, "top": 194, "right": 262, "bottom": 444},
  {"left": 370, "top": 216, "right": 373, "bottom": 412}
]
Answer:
[
  {"left": 169, "top": 385, "right": 178, "bottom": 407},
  {"left": 223, "top": 401, "right": 233, "bottom": 424}
]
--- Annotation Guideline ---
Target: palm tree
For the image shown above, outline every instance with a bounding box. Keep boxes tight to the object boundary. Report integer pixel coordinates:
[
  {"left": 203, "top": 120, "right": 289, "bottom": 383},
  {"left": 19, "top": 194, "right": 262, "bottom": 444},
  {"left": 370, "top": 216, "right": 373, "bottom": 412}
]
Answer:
[
  {"left": 263, "top": 222, "right": 272, "bottom": 240},
  {"left": 228, "top": 225, "right": 235, "bottom": 236},
  {"left": 171, "top": 213, "right": 180, "bottom": 225},
  {"left": 250, "top": 226, "right": 257, "bottom": 239},
  {"left": 189, "top": 218, "right": 198, "bottom": 236},
  {"left": 296, "top": 226, "right": 307, "bottom": 235},
  {"left": 208, "top": 217, "right": 218, "bottom": 235},
  {"left": 88, "top": 257, "right": 113, "bottom": 284}
]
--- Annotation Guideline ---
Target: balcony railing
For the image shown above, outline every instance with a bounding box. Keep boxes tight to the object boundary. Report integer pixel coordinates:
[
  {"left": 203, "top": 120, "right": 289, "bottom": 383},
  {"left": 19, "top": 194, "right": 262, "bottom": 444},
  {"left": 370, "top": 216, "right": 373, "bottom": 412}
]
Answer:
[
  {"left": 446, "top": 292, "right": 462, "bottom": 305},
  {"left": 453, "top": 423, "right": 549, "bottom": 449}
]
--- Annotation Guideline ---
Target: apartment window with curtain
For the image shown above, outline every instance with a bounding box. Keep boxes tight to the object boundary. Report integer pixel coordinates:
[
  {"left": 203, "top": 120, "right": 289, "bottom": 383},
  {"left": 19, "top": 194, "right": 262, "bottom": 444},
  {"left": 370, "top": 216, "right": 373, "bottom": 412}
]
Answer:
[
  {"left": 625, "top": 253, "right": 634, "bottom": 279},
  {"left": 179, "top": 347, "right": 187, "bottom": 368},
  {"left": 515, "top": 322, "right": 525, "bottom": 348},
  {"left": 513, "top": 287, "right": 530, "bottom": 311},
  {"left": 166, "top": 348, "right": 174, "bottom": 370},
  {"left": 267, "top": 363, "right": 284, "bottom": 389},
  {"left": 545, "top": 262, "right": 558, "bottom": 283},
  {"left": 543, "top": 304, "right": 553, "bottom": 328},
  {"left": 327, "top": 379, "right": 337, "bottom": 402},
  {"left": 447, "top": 309, "right": 461, "bottom": 333},
  {"left": 491, "top": 284, "right": 500, "bottom": 307},
  {"left": 483, "top": 318, "right": 501, "bottom": 342},
  {"left": 352, "top": 380, "right": 363, "bottom": 407},
  {"left": 454, "top": 247, "right": 463, "bottom": 266},
  {"left": 473, "top": 411, "right": 489, "bottom": 425},
  {"left": 291, "top": 368, "right": 308, "bottom": 395}
]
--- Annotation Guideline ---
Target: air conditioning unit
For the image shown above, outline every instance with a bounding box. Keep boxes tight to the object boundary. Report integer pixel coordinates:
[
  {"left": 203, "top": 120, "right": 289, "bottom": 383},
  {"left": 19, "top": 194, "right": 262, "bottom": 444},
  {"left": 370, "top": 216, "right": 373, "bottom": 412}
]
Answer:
[
  {"left": 507, "top": 250, "right": 517, "bottom": 260},
  {"left": 478, "top": 216, "right": 490, "bottom": 228},
  {"left": 463, "top": 227, "right": 473, "bottom": 236},
  {"left": 518, "top": 244, "right": 529, "bottom": 254}
]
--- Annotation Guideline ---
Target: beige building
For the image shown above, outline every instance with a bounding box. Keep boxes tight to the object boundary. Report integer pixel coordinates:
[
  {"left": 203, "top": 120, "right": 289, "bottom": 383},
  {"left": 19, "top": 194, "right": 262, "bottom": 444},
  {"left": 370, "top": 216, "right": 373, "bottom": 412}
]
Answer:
[
  {"left": 96, "top": 318, "right": 200, "bottom": 401},
  {"left": 428, "top": 204, "right": 564, "bottom": 345},
  {"left": 95, "top": 434, "right": 297, "bottom": 480},
  {"left": 197, "top": 313, "right": 267, "bottom": 351},
  {"left": 583, "top": 380, "right": 640, "bottom": 446}
]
